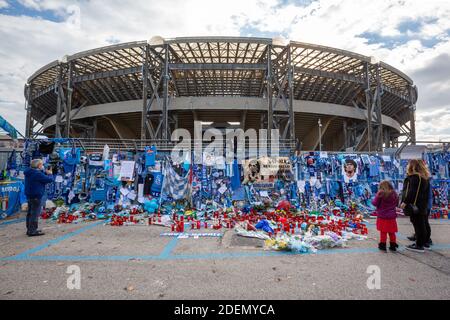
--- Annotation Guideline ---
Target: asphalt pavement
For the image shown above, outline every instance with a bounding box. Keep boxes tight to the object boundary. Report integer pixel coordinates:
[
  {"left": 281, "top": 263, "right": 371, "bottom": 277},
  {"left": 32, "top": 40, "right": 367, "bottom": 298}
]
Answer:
[{"left": 1, "top": 212, "right": 449, "bottom": 300}]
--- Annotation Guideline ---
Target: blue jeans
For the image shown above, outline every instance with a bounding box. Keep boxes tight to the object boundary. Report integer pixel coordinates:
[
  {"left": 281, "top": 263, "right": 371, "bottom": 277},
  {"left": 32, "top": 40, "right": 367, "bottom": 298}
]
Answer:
[{"left": 26, "top": 198, "right": 42, "bottom": 234}]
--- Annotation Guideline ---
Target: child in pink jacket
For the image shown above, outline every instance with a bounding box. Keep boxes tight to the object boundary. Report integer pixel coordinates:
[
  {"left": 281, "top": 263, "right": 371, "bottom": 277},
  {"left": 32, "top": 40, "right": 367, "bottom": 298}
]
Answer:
[{"left": 372, "top": 180, "right": 399, "bottom": 252}]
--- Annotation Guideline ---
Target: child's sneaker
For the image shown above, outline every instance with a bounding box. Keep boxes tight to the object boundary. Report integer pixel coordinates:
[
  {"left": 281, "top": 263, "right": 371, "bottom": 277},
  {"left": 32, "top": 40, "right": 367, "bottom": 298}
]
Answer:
[
  {"left": 389, "top": 242, "right": 398, "bottom": 252},
  {"left": 378, "top": 242, "right": 387, "bottom": 252}
]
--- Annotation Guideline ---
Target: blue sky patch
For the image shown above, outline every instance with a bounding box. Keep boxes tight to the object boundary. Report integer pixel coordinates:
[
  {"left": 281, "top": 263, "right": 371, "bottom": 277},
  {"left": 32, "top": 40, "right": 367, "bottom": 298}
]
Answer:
[
  {"left": 0, "top": 0, "right": 64, "bottom": 22},
  {"left": 358, "top": 16, "right": 443, "bottom": 49},
  {"left": 421, "top": 37, "right": 441, "bottom": 48},
  {"left": 277, "top": 0, "right": 317, "bottom": 8},
  {"left": 358, "top": 31, "right": 406, "bottom": 49},
  {"left": 105, "top": 36, "right": 121, "bottom": 45},
  {"left": 360, "top": 31, "right": 443, "bottom": 49},
  {"left": 240, "top": 24, "right": 289, "bottom": 39},
  {"left": 358, "top": 31, "right": 442, "bottom": 49},
  {"left": 397, "top": 17, "right": 438, "bottom": 33}
]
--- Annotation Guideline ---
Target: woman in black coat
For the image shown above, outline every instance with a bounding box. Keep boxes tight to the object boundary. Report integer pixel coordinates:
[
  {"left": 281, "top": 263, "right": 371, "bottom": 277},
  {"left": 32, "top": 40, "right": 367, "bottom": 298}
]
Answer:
[{"left": 400, "top": 159, "right": 431, "bottom": 253}]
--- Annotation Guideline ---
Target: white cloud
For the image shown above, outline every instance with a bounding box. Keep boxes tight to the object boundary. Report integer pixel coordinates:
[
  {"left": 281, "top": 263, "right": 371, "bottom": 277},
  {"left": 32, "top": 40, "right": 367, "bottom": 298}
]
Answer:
[
  {"left": 416, "top": 108, "right": 450, "bottom": 141},
  {"left": 0, "top": 0, "right": 449, "bottom": 142},
  {"left": 17, "top": 0, "right": 68, "bottom": 12},
  {"left": 0, "top": 0, "right": 8, "bottom": 9},
  {"left": 17, "top": 0, "right": 40, "bottom": 10}
]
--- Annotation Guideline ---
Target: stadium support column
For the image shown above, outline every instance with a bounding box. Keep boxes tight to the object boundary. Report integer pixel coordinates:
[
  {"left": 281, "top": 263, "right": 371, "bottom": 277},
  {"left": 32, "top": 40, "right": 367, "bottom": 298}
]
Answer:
[
  {"left": 343, "top": 120, "right": 348, "bottom": 150},
  {"left": 267, "top": 44, "right": 273, "bottom": 149},
  {"left": 141, "top": 44, "right": 149, "bottom": 141},
  {"left": 409, "top": 85, "right": 417, "bottom": 145},
  {"left": 410, "top": 109, "right": 416, "bottom": 145},
  {"left": 384, "top": 127, "right": 391, "bottom": 148},
  {"left": 65, "top": 61, "right": 73, "bottom": 138},
  {"left": 55, "top": 64, "right": 63, "bottom": 138},
  {"left": 287, "top": 45, "right": 295, "bottom": 145},
  {"left": 89, "top": 118, "right": 97, "bottom": 139},
  {"left": 364, "top": 62, "right": 372, "bottom": 152},
  {"left": 162, "top": 44, "right": 169, "bottom": 142},
  {"left": 25, "top": 84, "right": 33, "bottom": 138},
  {"left": 373, "top": 62, "right": 383, "bottom": 151},
  {"left": 362, "top": 61, "right": 383, "bottom": 151}
]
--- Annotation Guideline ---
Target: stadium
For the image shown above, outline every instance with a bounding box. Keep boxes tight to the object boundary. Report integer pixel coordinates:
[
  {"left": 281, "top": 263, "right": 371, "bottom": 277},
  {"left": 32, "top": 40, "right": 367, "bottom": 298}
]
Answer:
[{"left": 24, "top": 36, "right": 417, "bottom": 152}]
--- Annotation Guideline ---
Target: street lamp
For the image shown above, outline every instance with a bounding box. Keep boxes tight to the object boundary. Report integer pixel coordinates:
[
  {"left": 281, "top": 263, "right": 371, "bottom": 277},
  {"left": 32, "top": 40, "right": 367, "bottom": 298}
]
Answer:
[{"left": 318, "top": 118, "right": 323, "bottom": 152}]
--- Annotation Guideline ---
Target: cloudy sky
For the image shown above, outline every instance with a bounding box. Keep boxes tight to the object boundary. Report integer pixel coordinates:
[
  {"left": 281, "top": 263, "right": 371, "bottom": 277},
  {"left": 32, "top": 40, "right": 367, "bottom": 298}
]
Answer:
[{"left": 0, "top": 0, "right": 449, "bottom": 141}]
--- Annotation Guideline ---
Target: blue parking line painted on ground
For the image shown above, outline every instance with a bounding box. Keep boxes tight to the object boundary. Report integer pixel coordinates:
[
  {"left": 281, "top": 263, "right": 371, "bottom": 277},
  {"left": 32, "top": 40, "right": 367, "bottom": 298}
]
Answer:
[
  {"left": 0, "top": 248, "right": 374, "bottom": 262},
  {"left": 4, "top": 220, "right": 104, "bottom": 261},
  {"left": 0, "top": 218, "right": 26, "bottom": 227},
  {"left": 159, "top": 237, "right": 180, "bottom": 258},
  {"left": 397, "top": 234, "right": 408, "bottom": 241},
  {"left": 429, "top": 244, "right": 450, "bottom": 250},
  {"left": 16, "top": 255, "right": 162, "bottom": 261},
  {"left": 431, "top": 220, "right": 450, "bottom": 224},
  {"left": 2, "top": 244, "right": 450, "bottom": 262}
]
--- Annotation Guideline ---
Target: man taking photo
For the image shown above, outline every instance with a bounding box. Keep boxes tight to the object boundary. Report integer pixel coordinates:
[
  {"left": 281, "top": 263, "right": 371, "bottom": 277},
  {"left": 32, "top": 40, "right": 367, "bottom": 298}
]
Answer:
[{"left": 24, "top": 159, "right": 53, "bottom": 237}]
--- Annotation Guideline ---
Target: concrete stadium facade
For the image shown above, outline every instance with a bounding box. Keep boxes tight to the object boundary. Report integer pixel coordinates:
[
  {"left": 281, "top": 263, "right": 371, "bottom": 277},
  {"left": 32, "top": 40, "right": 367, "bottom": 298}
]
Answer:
[{"left": 24, "top": 36, "right": 418, "bottom": 151}]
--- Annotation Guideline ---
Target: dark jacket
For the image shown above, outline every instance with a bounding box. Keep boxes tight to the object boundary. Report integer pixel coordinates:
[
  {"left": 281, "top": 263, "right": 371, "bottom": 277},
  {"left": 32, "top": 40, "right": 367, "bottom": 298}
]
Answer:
[
  {"left": 24, "top": 168, "right": 53, "bottom": 199},
  {"left": 372, "top": 191, "right": 398, "bottom": 220},
  {"left": 401, "top": 174, "right": 430, "bottom": 215},
  {"left": 428, "top": 177, "right": 433, "bottom": 211}
]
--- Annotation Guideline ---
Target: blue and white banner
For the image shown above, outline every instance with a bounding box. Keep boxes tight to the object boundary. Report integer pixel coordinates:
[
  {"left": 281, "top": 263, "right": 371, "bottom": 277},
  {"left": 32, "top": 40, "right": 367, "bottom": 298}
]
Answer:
[
  {"left": 161, "top": 162, "right": 190, "bottom": 200},
  {"left": 0, "top": 181, "right": 26, "bottom": 219}
]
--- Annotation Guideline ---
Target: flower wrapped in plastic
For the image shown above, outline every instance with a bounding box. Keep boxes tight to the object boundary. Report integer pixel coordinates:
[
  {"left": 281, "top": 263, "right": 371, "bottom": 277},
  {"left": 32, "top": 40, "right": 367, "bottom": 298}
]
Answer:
[
  {"left": 264, "top": 237, "right": 289, "bottom": 251},
  {"left": 234, "top": 223, "right": 271, "bottom": 240},
  {"left": 341, "top": 231, "right": 368, "bottom": 241},
  {"left": 303, "top": 232, "right": 347, "bottom": 250},
  {"left": 289, "top": 238, "right": 317, "bottom": 254}
]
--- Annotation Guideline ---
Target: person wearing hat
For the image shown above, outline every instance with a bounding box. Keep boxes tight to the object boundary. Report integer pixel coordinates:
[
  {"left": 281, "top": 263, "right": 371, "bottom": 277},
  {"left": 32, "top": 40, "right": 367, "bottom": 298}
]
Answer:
[{"left": 24, "top": 159, "right": 53, "bottom": 237}]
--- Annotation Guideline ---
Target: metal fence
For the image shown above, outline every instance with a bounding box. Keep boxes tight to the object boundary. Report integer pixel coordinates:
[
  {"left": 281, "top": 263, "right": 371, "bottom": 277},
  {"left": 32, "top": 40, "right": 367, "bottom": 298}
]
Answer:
[
  {"left": 14, "top": 138, "right": 450, "bottom": 160},
  {"left": 0, "top": 148, "right": 23, "bottom": 170},
  {"left": 26, "top": 138, "right": 297, "bottom": 154}
]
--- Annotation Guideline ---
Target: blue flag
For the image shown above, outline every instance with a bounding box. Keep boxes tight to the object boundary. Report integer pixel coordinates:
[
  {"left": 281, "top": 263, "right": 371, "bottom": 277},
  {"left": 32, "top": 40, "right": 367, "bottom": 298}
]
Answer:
[
  {"left": 0, "top": 115, "right": 18, "bottom": 139},
  {"left": 231, "top": 159, "right": 241, "bottom": 191}
]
